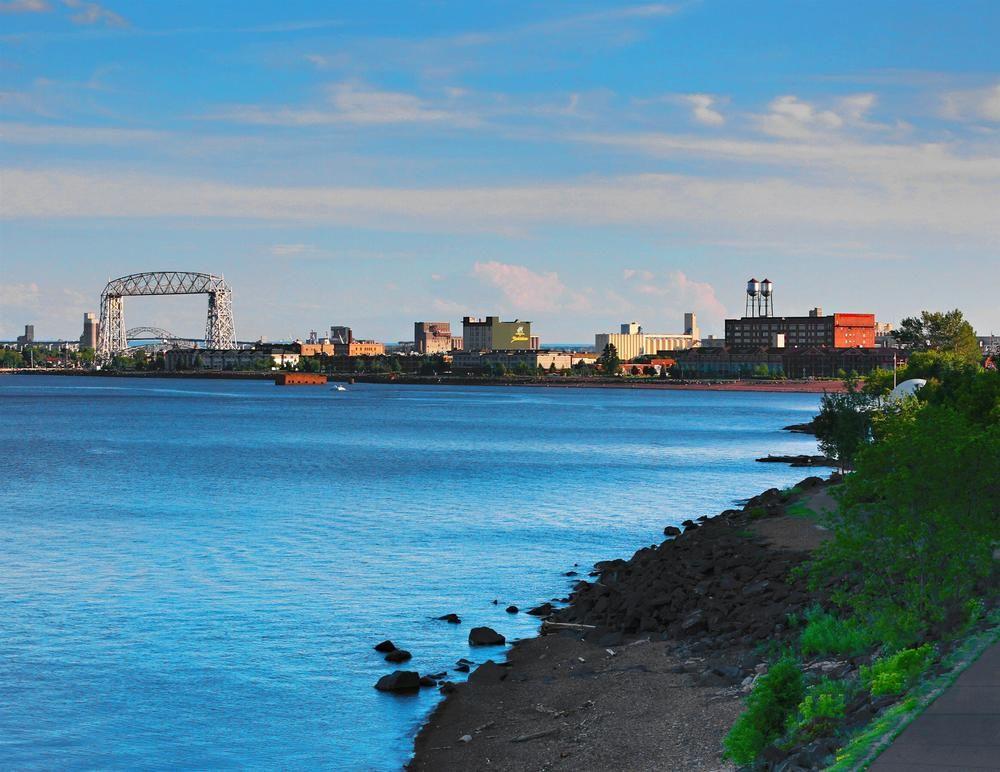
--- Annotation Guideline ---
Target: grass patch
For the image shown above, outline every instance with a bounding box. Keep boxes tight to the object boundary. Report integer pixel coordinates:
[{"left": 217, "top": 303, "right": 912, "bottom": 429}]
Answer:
[
  {"left": 787, "top": 677, "right": 855, "bottom": 743},
  {"left": 861, "top": 645, "right": 934, "bottom": 697},
  {"left": 785, "top": 500, "right": 817, "bottom": 519},
  {"left": 800, "top": 608, "right": 878, "bottom": 657},
  {"left": 723, "top": 656, "right": 804, "bottom": 765},
  {"left": 828, "top": 608, "right": 1000, "bottom": 771}
]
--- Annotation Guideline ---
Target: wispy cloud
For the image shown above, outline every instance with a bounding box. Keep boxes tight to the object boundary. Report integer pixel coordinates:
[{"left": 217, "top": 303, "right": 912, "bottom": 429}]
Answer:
[
  {"left": 682, "top": 93, "right": 725, "bottom": 126},
  {"left": 209, "top": 82, "right": 478, "bottom": 127},
  {"left": 0, "top": 282, "right": 41, "bottom": 306},
  {"left": 621, "top": 269, "right": 728, "bottom": 319},
  {"left": 0, "top": 0, "right": 49, "bottom": 13},
  {"left": 941, "top": 82, "right": 1000, "bottom": 123},
  {"left": 61, "top": 0, "right": 126, "bottom": 27},
  {"left": 472, "top": 261, "right": 589, "bottom": 312}
]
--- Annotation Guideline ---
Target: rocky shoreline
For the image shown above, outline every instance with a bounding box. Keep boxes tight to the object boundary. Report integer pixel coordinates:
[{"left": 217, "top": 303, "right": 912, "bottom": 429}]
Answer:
[{"left": 406, "top": 476, "right": 843, "bottom": 771}]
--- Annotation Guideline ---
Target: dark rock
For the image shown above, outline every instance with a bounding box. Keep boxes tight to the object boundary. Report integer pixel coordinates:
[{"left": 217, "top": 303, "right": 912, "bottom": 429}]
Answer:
[
  {"left": 468, "top": 626, "right": 506, "bottom": 646},
  {"left": 456, "top": 658, "right": 474, "bottom": 666},
  {"left": 680, "top": 609, "right": 706, "bottom": 632},
  {"left": 527, "top": 602, "right": 555, "bottom": 617},
  {"left": 696, "top": 668, "right": 731, "bottom": 687},
  {"left": 468, "top": 660, "right": 507, "bottom": 685},
  {"left": 439, "top": 681, "right": 456, "bottom": 694},
  {"left": 564, "top": 570, "right": 578, "bottom": 577},
  {"left": 385, "top": 649, "right": 412, "bottom": 663},
  {"left": 663, "top": 526, "right": 682, "bottom": 537},
  {"left": 505, "top": 605, "right": 519, "bottom": 614},
  {"left": 437, "top": 613, "right": 461, "bottom": 624},
  {"left": 374, "top": 671, "right": 420, "bottom": 692},
  {"left": 454, "top": 663, "right": 470, "bottom": 673},
  {"left": 374, "top": 640, "right": 396, "bottom": 653},
  {"left": 681, "top": 519, "right": 696, "bottom": 527},
  {"left": 418, "top": 675, "right": 436, "bottom": 687}
]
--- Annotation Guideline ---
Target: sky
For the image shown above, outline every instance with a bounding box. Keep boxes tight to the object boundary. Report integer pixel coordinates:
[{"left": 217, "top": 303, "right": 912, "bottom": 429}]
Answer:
[{"left": 1, "top": 0, "right": 999, "bottom": 343}]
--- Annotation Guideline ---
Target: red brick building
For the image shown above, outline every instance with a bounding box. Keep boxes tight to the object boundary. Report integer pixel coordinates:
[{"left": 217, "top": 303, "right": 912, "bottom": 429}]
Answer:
[{"left": 725, "top": 309, "right": 876, "bottom": 349}]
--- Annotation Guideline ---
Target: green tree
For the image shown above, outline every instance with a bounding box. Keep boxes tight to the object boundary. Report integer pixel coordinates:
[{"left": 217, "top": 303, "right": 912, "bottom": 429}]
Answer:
[
  {"left": 598, "top": 343, "right": 621, "bottom": 375},
  {"left": 812, "top": 377, "right": 875, "bottom": 471},
  {"left": 0, "top": 349, "right": 24, "bottom": 368},
  {"left": 892, "top": 309, "right": 981, "bottom": 364},
  {"left": 811, "top": 404, "right": 1000, "bottom": 645}
]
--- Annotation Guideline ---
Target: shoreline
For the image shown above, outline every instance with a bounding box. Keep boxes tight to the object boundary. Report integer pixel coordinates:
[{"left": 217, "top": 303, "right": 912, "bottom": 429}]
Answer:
[
  {"left": 407, "top": 475, "right": 836, "bottom": 770},
  {"left": 1, "top": 369, "right": 847, "bottom": 393}
]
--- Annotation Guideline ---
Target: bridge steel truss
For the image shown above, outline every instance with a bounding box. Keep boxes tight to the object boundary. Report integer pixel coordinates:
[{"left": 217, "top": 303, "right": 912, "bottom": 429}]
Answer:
[{"left": 97, "top": 272, "right": 236, "bottom": 362}]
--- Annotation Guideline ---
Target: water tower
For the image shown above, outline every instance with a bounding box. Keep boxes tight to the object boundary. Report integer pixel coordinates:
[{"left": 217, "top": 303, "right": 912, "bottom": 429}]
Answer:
[
  {"left": 760, "top": 278, "right": 774, "bottom": 317},
  {"left": 745, "top": 278, "right": 761, "bottom": 317}
]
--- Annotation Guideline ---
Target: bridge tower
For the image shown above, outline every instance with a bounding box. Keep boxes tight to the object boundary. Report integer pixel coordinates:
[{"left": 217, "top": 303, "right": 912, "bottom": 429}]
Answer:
[{"left": 97, "top": 271, "right": 236, "bottom": 362}]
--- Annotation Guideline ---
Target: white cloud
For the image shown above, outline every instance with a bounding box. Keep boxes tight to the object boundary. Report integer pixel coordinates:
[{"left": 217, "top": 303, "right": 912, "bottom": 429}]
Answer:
[
  {"left": 472, "top": 261, "right": 582, "bottom": 312},
  {"left": 0, "top": 282, "right": 41, "bottom": 306},
  {"left": 3, "top": 167, "right": 999, "bottom": 249},
  {"left": 682, "top": 94, "right": 725, "bottom": 126},
  {"left": 622, "top": 270, "right": 727, "bottom": 320},
  {"left": 210, "top": 82, "right": 476, "bottom": 127},
  {"left": 269, "top": 243, "right": 312, "bottom": 257},
  {"left": 0, "top": 0, "right": 49, "bottom": 12},
  {"left": 61, "top": 0, "right": 126, "bottom": 27},
  {"left": 0, "top": 121, "right": 168, "bottom": 144},
  {"left": 941, "top": 82, "right": 1000, "bottom": 123},
  {"left": 757, "top": 95, "right": 843, "bottom": 139}
]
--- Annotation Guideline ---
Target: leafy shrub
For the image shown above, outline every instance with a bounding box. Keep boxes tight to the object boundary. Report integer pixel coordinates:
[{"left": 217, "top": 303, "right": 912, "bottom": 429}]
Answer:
[
  {"left": 861, "top": 645, "right": 934, "bottom": 697},
  {"left": 789, "top": 678, "right": 851, "bottom": 740},
  {"left": 723, "top": 657, "right": 804, "bottom": 765},
  {"left": 809, "top": 405, "right": 1000, "bottom": 645},
  {"left": 800, "top": 608, "right": 876, "bottom": 656}
]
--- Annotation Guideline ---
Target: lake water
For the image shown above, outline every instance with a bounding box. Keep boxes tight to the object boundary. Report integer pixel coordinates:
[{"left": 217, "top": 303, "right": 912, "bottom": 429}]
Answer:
[{"left": 0, "top": 376, "right": 821, "bottom": 770}]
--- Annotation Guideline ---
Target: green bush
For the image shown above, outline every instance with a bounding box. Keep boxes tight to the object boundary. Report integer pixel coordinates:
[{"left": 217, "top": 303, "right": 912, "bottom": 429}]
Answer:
[
  {"left": 861, "top": 645, "right": 934, "bottom": 697},
  {"left": 800, "top": 608, "right": 876, "bottom": 656},
  {"left": 723, "top": 657, "right": 804, "bottom": 765},
  {"left": 809, "top": 405, "right": 1000, "bottom": 645},
  {"left": 789, "top": 678, "right": 851, "bottom": 740}
]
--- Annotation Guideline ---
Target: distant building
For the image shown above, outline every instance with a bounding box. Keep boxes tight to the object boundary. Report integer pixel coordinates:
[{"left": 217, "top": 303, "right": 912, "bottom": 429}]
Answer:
[
  {"left": 462, "top": 316, "right": 532, "bottom": 351},
  {"left": 875, "top": 321, "right": 895, "bottom": 348},
  {"left": 337, "top": 340, "right": 385, "bottom": 357},
  {"left": 673, "top": 345, "right": 904, "bottom": 378},
  {"left": 452, "top": 349, "right": 576, "bottom": 371},
  {"left": 725, "top": 309, "right": 876, "bottom": 349},
  {"left": 329, "top": 326, "right": 352, "bottom": 344},
  {"left": 16, "top": 324, "right": 34, "bottom": 345},
  {"left": 413, "top": 321, "right": 452, "bottom": 354},
  {"left": 80, "top": 313, "right": 98, "bottom": 349},
  {"left": 165, "top": 347, "right": 299, "bottom": 370},
  {"left": 298, "top": 339, "right": 385, "bottom": 357},
  {"left": 594, "top": 314, "right": 699, "bottom": 361},
  {"left": 450, "top": 337, "right": 464, "bottom": 351}
]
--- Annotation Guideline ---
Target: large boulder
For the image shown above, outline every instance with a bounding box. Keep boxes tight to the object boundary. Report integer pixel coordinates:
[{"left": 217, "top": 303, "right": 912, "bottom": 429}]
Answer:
[
  {"left": 374, "top": 640, "right": 396, "bottom": 653},
  {"left": 468, "top": 626, "right": 506, "bottom": 646},
  {"left": 374, "top": 671, "right": 420, "bottom": 692},
  {"left": 527, "top": 602, "right": 554, "bottom": 617},
  {"left": 385, "top": 649, "right": 412, "bottom": 663},
  {"left": 468, "top": 660, "right": 508, "bottom": 685}
]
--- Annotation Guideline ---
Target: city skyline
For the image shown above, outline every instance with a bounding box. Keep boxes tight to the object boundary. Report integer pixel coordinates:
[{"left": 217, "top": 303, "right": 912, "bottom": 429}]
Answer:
[{"left": 2, "top": 1, "right": 999, "bottom": 341}]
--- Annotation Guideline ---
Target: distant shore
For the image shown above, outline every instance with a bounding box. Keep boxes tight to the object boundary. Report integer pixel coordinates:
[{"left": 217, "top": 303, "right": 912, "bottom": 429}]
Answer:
[{"left": 2, "top": 369, "right": 847, "bottom": 393}]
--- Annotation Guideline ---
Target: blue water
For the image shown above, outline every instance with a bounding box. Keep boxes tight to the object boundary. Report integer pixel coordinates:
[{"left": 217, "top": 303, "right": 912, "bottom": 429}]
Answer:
[{"left": 0, "top": 376, "right": 821, "bottom": 770}]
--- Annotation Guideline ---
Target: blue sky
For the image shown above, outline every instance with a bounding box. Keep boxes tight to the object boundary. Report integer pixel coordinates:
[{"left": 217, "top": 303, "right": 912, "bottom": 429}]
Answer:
[{"left": 1, "top": 0, "right": 998, "bottom": 343}]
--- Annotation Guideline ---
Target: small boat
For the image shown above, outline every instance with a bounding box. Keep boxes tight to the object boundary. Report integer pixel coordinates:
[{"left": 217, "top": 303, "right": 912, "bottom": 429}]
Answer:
[{"left": 332, "top": 385, "right": 347, "bottom": 392}]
